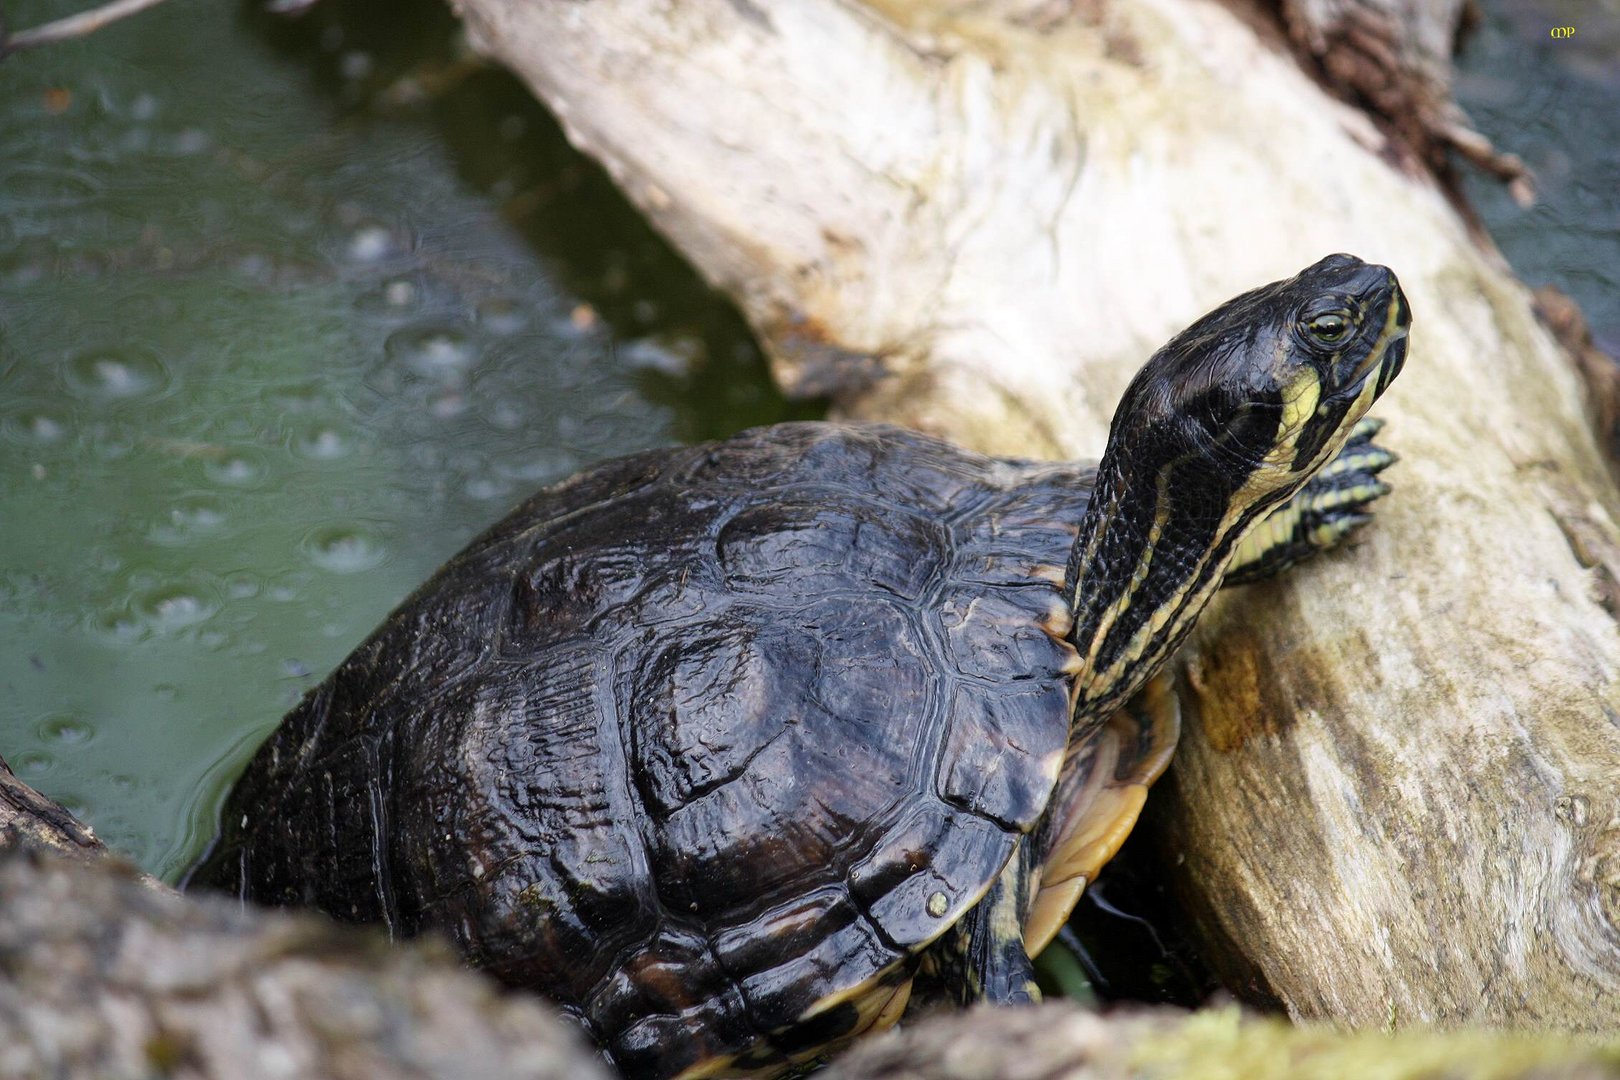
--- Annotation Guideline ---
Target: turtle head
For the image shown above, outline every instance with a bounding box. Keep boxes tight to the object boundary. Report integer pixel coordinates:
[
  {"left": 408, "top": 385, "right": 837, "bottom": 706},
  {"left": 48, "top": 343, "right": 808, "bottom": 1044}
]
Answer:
[{"left": 1067, "top": 254, "right": 1408, "bottom": 718}]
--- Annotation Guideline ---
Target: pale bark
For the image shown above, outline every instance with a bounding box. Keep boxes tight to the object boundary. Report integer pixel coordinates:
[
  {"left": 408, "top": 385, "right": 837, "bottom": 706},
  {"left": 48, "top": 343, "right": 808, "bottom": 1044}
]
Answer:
[{"left": 451, "top": 0, "right": 1620, "bottom": 1028}]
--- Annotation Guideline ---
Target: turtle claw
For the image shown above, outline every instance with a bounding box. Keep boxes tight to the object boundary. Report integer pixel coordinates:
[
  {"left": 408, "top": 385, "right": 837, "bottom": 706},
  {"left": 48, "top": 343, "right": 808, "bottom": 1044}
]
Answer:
[{"left": 1222, "top": 417, "right": 1397, "bottom": 587}]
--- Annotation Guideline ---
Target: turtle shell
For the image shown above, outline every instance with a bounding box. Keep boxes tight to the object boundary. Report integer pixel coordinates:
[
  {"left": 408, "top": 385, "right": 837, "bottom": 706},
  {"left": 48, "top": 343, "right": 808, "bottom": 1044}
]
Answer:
[{"left": 190, "top": 422, "right": 1096, "bottom": 1077}]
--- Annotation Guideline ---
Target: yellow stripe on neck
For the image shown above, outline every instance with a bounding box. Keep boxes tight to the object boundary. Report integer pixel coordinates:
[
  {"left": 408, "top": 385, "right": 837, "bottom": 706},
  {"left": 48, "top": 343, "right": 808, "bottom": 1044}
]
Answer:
[{"left": 1078, "top": 368, "right": 1324, "bottom": 709}]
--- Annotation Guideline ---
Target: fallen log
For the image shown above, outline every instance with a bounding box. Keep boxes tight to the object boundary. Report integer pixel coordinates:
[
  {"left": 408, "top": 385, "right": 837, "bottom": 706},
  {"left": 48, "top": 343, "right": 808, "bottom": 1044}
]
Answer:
[
  {"left": 0, "top": 759, "right": 609, "bottom": 1080},
  {"left": 449, "top": 0, "right": 1620, "bottom": 1028},
  {"left": 825, "top": 1002, "right": 1620, "bottom": 1080},
  {"left": 7, "top": 831, "right": 1616, "bottom": 1080}
]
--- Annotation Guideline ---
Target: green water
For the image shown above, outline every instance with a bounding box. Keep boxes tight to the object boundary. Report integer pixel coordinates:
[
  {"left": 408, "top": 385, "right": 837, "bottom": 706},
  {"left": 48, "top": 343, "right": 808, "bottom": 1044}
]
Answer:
[
  {"left": 0, "top": 0, "right": 813, "bottom": 879},
  {"left": 1457, "top": 1, "right": 1620, "bottom": 351},
  {"left": 0, "top": 0, "right": 1613, "bottom": 888}
]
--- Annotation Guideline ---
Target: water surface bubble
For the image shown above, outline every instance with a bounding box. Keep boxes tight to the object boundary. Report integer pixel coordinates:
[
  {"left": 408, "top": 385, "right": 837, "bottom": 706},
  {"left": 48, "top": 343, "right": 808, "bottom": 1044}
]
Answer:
[
  {"left": 355, "top": 277, "right": 421, "bottom": 314},
  {"left": 224, "top": 571, "right": 262, "bottom": 600},
  {"left": 302, "top": 524, "right": 387, "bottom": 574},
  {"left": 344, "top": 221, "right": 409, "bottom": 264},
  {"left": 63, "top": 346, "right": 169, "bottom": 403},
  {"left": 134, "top": 581, "right": 221, "bottom": 633},
  {"left": 149, "top": 493, "right": 228, "bottom": 544},
  {"left": 203, "top": 448, "right": 269, "bottom": 488},
  {"left": 2, "top": 405, "right": 71, "bottom": 445},
  {"left": 89, "top": 605, "right": 150, "bottom": 645},
  {"left": 266, "top": 570, "right": 310, "bottom": 602},
  {"left": 37, "top": 714, "right": 95, "bottom": 745},
  {"left": 385, "top": 323, "right": 477, "bottom": 381},
  {"left": 13, "top": 751, "right": 55, "bottom": 777},
  {"left": 289, "top": 423, "right": 353, "bottom": 461}
]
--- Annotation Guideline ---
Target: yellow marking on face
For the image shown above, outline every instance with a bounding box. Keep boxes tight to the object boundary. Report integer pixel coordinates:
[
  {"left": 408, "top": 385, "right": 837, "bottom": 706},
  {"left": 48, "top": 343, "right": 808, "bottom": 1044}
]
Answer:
[{"left": 1265, "top": 370, "right": 1322, "bottom": 469}]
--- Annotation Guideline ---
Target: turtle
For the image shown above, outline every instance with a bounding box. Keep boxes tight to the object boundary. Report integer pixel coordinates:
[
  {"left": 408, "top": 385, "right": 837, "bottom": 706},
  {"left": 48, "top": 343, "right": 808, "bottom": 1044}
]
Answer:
[{"left": 187, "top": 253, "right": 1409, "bottom": 1078}]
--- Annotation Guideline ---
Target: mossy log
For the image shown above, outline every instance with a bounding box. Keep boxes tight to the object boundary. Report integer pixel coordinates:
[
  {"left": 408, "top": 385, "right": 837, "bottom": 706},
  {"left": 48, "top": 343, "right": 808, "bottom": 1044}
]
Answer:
[
  {"left": 826, "top": 1002, "right": 1620, "bottom": 1080},
  {"left": 450, "top": 0, "right": 1620, "bottom": 1028}
]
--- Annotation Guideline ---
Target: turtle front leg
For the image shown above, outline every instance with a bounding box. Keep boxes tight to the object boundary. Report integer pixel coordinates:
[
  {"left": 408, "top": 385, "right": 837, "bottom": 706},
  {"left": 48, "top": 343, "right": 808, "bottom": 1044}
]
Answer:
[
  {"left": 1223, "top": 417, "right": 1397, "bottom": 587},
  {"left": 931, "top": 841, "right": 1041, "bottom": 1006}
]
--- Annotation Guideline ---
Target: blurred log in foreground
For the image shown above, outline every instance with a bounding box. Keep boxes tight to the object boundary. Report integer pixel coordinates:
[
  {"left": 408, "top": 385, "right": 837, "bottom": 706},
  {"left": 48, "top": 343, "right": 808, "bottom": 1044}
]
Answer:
[
  {"left": 826, "top": 1003, "right": 1620, "bottom": 1080},
  {"left": 0, "top": 848, "right": 610, "bottom": 1080},
  {"left": 450, "top": 0, "right": 1620, "bottom": 1028},
  {"left": 0, "top": 760, "right": 608, "bottom": 1080},
  {"left": 4, "top": 762, "right": 1617, "bottom": 1080}
]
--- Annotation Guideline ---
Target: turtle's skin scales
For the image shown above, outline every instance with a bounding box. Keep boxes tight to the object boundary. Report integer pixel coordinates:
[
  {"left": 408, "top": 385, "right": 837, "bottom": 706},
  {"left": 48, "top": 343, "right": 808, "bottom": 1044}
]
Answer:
[{"left": 198, "top": 424, "right": 1092, "bottom": 1076}]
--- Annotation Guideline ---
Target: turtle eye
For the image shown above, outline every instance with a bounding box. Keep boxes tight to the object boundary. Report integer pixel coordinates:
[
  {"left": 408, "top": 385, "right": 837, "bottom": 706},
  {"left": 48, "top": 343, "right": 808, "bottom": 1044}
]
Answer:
[{"left": 1307, "top": 311, "right": 1352, "bottom": 345}]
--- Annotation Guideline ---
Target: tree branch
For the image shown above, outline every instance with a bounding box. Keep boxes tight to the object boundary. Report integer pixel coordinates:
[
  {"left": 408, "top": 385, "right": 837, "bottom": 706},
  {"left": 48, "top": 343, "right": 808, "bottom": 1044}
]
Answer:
[{"left": 0, "top": 0, "right": 174, "bottom": 59}]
